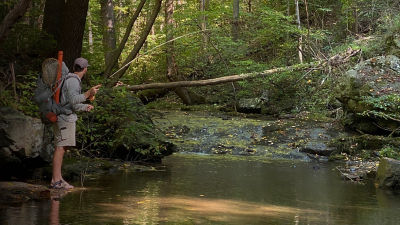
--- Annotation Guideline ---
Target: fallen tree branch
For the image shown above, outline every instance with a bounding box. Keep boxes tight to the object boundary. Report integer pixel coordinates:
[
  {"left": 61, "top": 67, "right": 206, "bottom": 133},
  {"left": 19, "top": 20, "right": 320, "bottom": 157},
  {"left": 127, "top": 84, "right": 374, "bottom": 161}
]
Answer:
[{"left": 125, "top": 48, "right": 360, "bottom": 91}]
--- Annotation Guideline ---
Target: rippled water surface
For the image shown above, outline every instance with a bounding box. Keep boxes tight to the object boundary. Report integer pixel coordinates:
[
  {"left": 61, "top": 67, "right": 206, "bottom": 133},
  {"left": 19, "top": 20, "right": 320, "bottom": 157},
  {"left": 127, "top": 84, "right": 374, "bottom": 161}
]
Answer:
[{"left": 1, "top": 154, "right": 400, "bottom": 225}]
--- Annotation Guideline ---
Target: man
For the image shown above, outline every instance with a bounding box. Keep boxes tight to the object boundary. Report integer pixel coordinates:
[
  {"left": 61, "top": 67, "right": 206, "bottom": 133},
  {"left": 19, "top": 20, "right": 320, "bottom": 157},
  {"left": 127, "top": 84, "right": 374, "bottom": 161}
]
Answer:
[{"left": 50, "top": 57, "right": 101, "bottom": 189}]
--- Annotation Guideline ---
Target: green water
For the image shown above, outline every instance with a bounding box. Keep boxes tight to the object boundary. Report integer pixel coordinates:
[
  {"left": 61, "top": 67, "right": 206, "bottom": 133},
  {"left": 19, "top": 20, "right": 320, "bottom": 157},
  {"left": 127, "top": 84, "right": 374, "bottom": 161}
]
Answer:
[{"left": 1, "top": 154, "right": 400, "bottom": 225}]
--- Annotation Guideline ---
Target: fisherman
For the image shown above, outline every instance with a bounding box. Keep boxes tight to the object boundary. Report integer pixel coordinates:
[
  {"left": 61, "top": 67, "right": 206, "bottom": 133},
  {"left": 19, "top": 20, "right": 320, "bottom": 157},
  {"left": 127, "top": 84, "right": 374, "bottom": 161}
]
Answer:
[{"left": 51, "top": 57, "right": 101, "bottom": 189}]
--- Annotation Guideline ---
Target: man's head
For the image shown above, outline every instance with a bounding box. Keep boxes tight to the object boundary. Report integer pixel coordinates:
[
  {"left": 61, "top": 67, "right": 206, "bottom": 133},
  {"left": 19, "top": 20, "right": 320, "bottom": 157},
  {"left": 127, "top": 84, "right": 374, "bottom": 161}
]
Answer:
[{"left": 73, "top": 57, "right": 89, "bottom": 75}]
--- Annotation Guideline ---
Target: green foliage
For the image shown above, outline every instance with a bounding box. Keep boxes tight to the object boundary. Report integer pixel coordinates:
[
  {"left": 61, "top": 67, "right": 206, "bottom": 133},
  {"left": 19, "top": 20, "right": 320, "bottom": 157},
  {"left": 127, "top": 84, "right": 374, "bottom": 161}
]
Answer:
[
  {"left": 76, "top": 87, "right": 173, "bottom": 162},
  {"left": 0, "top": 71, "right": 38, "bottom": 117},
  {"left": 379, "top": 145, "right": 400, "bottom": 160},
  {"left": 359, "top": 94, "right": 400, "bottom": 121}
]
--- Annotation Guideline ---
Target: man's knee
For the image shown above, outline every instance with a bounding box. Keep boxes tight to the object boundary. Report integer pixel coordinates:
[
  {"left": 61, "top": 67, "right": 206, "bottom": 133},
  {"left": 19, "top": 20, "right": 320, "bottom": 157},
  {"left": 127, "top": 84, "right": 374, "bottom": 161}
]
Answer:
[{"left": 55, "top": 146, "right": 65, "bottom": 152}]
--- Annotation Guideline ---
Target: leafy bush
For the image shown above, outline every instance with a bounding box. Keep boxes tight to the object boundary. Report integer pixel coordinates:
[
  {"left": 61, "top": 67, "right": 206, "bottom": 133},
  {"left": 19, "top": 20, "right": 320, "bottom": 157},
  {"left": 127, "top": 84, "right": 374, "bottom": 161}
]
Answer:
[
  {"left": 379, "top": 145, "right": 400, "bottom": 160},
  {"left": 76, "top": 87, "right": 175, "bottom": 162},
  {"left": 0, "top": 70, "right": 38, "bottom": 117},
  {"left": 359, "top": 94, "right": 400, "bottom": 121}
]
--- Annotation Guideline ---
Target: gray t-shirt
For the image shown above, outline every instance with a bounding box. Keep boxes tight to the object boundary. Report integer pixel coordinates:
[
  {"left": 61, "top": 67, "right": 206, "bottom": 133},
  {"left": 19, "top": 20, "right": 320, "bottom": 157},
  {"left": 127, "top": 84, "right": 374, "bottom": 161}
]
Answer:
[{"left": 58, "top": 73, "right": 88, "bottom": 122}]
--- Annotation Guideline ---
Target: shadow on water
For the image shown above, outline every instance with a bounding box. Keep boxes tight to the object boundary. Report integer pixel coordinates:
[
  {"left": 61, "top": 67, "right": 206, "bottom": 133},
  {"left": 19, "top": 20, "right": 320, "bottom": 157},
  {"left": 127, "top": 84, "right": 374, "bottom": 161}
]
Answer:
[{"left": 1, "top": 154, "right": 400, "bottom": 225}]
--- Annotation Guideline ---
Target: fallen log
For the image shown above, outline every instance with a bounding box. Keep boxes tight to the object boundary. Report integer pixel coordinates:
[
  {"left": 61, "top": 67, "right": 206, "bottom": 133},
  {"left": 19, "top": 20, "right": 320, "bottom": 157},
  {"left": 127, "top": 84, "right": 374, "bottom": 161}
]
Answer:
[{"left": 125, "top": 48, "right": 360, "bottom": 91}]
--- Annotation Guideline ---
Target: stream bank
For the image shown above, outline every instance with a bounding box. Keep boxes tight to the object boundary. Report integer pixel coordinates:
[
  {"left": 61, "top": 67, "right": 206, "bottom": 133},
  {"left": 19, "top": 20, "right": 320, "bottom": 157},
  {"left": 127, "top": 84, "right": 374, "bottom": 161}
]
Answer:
[
  {"left": 152, "top": 110, "right": 390, "bottom": 184},
  {"left": 152, "top": 110, "right": 347, "bottom": 161}
]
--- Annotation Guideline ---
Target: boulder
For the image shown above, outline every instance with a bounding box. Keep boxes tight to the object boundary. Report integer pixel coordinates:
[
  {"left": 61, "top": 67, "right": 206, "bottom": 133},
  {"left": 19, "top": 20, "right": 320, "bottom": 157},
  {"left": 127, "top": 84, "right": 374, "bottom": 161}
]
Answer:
[
  {"left": 0, "top": 107, "right": 45, "bottom": 158},
  {"left": 336, "top": 55, "right": 400, "bottom": 135},
  {"left": 376, "top": 157, "right": 400, "bottom": 190},
  {"left": 237, "top": 91, "right": 268, "bottom": 114},
  {"left": 300, "top": 141, "right": 335, "bottom": 156},
  {"left": 237, "top": 98, "right": 262, "bottom": 113},
  {"left": 300, "top": 128, "right": 337, "bottom": 156},
  {"left": 0, "top": 107, "right": 52, "bottom": 179}
]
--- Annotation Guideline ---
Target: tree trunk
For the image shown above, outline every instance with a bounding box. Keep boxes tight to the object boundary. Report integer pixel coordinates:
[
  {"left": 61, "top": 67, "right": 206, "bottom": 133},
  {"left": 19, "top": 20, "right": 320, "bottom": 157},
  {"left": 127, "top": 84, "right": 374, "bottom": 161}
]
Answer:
[
  {"left": 303, "top": 0, "right": 310, "bottom": 37},
  {"left": 127, "top": 64, "right": 309, "bottom": 91},
  {"left": 165, "top": 0, "right": 192, "bottom": 105},
  {"left": 125, "top": 49, "right": 361, "bottom": 91},
  {"left": 104, "top": 0, "right": 148, "bottom": 78},
  {"left": 232, "top": 0, "right": 239, "bottom": 41},
  {"left": 295, "top": 0, "right": 303, "bottom": 63},
  {"left": 100, "top": 0, "right": 117, "bottom": 66},
  {"left": 58, "top": 0, "right": 89, "bottom": 69},
  {"left": 42, "top": 0, "right": 89, "bottom": 68},
  {"left": 42, "top": 0, "right": 64, "bottom": 48},
  {"left": 0, "top": 0, "right": 32, "bottom": 45},
  {"left": 354, "top": 3, "right": 358, "bottom": 34},
  {"left": 87, "top": 10, "right": 94, "bottom": 54},
  {"left": 108, "top": 0, "right": 162, "bottom": 82},
  {"left": 199, "top": 0, "right": 209, "bottom": 48}
]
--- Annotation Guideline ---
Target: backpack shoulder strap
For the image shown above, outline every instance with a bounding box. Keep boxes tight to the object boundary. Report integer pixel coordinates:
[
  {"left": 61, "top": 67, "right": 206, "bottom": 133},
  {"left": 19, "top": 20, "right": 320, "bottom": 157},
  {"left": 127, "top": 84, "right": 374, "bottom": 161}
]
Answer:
[{"left": 60, "top": 74, "right": 81, "bottom": 105}]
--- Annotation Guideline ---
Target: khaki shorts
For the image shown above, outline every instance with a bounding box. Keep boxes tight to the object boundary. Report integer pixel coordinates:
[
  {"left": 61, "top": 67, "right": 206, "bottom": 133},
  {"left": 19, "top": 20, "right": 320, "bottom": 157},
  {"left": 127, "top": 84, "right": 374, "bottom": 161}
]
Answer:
[{"left": 53, "top": 119, "right": 76, "bottom": 147}]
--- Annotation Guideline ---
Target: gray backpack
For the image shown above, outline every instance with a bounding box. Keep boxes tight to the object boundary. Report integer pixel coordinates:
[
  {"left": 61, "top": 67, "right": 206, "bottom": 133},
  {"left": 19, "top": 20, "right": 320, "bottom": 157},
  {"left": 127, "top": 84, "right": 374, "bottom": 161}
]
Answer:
[{"left": 33, "top": 58, "right": 74, "bottom": 123}]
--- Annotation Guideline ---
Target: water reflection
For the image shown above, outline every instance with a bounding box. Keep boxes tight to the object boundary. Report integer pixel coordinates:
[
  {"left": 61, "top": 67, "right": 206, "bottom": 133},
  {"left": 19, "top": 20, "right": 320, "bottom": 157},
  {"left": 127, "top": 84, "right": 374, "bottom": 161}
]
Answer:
[
  {"left": 49, "top": 199, "right": 60, "bottom": 225},
  {"left": 1, "top": 154, "right": 400, "bottom": 225},
  {"left": 98, "top": 196, "right": 323, "bottom": 224}
]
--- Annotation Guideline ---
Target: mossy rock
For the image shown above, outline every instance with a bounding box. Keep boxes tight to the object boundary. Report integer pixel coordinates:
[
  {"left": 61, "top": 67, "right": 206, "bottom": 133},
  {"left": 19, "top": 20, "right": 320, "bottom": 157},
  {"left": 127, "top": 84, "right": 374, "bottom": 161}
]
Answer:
[
  {"left": 336, "top": 55, "right": 400, "bottom": 135},
  {"left": 329, "top": 134, "right": 400, "bottom": 155},
  {"left": 376, "top": 157, "right": 400, "bottom": 190}
]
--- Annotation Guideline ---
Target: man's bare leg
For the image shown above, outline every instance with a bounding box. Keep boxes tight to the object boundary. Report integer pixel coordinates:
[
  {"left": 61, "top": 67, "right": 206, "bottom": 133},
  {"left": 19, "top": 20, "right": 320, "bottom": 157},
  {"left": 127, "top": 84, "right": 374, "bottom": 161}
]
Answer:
[
  {"left": 52, "top": 146, "right": 64, "bottom": 183},
  {"left": 51, "top": 146, "right": 74, "bottom": 189}
]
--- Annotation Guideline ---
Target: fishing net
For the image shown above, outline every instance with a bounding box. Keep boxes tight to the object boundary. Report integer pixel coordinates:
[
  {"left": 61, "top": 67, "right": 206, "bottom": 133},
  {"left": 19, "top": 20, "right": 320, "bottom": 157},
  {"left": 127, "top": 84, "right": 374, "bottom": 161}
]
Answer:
[{"left": 41, "top": 58, "right": 59, "bottom": 86}]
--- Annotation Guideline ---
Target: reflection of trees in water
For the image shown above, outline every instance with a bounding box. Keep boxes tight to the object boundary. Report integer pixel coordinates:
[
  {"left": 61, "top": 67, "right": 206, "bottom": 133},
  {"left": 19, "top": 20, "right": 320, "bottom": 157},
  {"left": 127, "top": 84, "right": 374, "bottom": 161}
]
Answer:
[
  {"left": 129, "top": 182, "right": 161, "bottom": 225},
  {"left": 1, "top": 201, "right": 50, "bottom": 225}
]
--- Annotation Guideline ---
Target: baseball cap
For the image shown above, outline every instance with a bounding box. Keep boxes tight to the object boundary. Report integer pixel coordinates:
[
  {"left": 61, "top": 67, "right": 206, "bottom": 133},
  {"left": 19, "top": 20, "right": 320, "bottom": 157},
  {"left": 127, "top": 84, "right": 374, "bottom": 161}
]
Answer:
[{"left": 74, "top": 57, "right": 90, "bottom": 68}]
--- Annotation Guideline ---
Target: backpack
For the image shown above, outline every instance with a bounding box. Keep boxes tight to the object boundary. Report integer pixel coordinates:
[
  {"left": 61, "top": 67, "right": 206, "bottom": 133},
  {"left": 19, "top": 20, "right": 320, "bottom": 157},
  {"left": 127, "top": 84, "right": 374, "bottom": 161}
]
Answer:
[{"left": 33, "top": 58, "right": 74, "bottom": 123}]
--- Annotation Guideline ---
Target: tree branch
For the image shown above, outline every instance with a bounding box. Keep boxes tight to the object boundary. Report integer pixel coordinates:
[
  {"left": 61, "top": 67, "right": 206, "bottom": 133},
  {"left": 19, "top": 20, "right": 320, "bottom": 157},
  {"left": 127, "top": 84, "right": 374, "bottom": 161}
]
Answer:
[
  {"left": 104, "top": 0, "right": 147, "bottom": 77},
  {"left": 0, "top": 0, "right": 32, "bottom": 44},
  {"left": 106, "top": 0, "right": 161, "bottom": 82}
]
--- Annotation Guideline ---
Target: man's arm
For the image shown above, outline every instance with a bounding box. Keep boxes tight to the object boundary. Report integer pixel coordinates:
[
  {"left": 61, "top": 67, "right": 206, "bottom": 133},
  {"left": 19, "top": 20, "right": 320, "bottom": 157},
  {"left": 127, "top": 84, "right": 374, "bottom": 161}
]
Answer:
[
  {"left": 65, "top": 78, "right": 87, "bottom": 105},
  {"left": 72, "top": 103, "right": 90, "bottom": 112}
]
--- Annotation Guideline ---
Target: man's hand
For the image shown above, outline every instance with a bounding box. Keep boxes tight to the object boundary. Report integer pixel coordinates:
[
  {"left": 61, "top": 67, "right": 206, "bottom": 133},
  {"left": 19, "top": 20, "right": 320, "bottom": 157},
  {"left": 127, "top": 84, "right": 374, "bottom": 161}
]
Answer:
[
  {"left": 86, "top": 105, "right": 94, "bottom": 112},
  {"left": 85, "top": 84, "right": 102, "bottom": 100}
]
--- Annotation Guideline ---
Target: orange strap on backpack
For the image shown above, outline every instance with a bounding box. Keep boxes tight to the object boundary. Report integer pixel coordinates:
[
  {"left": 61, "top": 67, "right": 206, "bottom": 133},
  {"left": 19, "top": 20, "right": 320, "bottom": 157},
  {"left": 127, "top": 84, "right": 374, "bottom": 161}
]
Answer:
[{"left": 54, "top": 51, "right": 63, "bottom": 104}]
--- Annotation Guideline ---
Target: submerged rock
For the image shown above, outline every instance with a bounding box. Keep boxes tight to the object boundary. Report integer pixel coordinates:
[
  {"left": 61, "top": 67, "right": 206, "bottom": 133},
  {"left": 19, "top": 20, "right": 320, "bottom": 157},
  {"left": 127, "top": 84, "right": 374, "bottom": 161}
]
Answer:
[
  {"left": 336, "top": 55, "right": 400, "bottom": 135},
  {"left": 376, "top": 157, "right": 400, "bottom": 190}
]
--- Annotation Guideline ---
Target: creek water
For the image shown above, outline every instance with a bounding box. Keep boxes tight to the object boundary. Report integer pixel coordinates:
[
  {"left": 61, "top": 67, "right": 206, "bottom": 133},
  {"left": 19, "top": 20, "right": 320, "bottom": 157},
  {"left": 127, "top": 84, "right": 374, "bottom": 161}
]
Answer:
[{"left": 1, "top": 153, "right": 400, "bottom": 225}]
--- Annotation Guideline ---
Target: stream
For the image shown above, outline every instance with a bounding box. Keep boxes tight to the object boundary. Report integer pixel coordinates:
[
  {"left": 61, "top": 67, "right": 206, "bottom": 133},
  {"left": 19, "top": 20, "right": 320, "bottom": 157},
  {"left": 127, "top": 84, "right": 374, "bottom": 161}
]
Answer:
[{"left": 1, "top": 111, "right": 400, "bottom": 225}]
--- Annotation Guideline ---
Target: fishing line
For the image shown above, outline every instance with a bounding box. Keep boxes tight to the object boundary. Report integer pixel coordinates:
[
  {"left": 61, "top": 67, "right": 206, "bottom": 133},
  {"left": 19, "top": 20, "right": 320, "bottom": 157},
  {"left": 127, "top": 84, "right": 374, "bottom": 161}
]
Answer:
[{"left": 109, "top": 28, "right": 213, "bottom": 78}]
